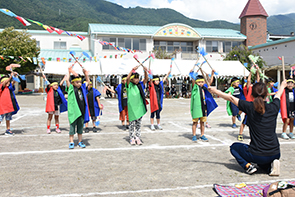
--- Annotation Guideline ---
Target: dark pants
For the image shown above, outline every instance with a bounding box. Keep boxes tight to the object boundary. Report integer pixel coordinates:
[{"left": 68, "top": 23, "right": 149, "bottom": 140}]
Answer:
[
  {"left": 150, "top": 109, "right": 161, "bottom": 119},
  {"left": 230, "top": 142, "right": 280, "bottom": 173},
  {"left": 230, "top": 102, "right": 239, "bottom": 116}
]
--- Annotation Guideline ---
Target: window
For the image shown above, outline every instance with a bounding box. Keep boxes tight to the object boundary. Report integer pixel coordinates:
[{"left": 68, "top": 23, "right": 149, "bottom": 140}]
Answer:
[
  {"left": 133, "top": 38, "right": 140, "bottom": 50},
  {"left": 206, "top": 41, "right": 218, "bottom": 52},
  {"left": 27, "top": 75, "right": 34, "bottom": 83},
  {"left": 125, "top": 38, "right": 131, "bottom": 49},
  {"left": 139, "top": 39, "right": 146, "bottom": 51},
  {"left": 36, "top": 41, "right": 40, "bottom": 48},
  {"left": 232, "top": 41, "right": 242, "bottom": 49},
  {"left": 118, "top": 38, "right": 125, "bottom": 48},
  {"left": 223, "top": 42, "right": 231, "bottom": 52},
  {"left": 102, "top": 37, "right": 116, "bottom": 50},
  {"left": 54, "top": 41, "right": 66, "bottom": 49},
  {"left": 153, "top": 41, "right": 193, "bottom": 53}
]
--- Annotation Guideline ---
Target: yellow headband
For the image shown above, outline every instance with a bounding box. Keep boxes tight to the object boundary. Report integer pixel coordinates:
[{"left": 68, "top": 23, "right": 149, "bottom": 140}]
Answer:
[
  {"left": 83, "top": 81, "right": 92, "bottom": 84},
  {"left": 196, "top": 79, "right": 205, "bottom": 82},
  {"left": 1, "top": 77, "right": 9, "bottom": 83},
  {"left": 122, "top": 77, "right": 127, "bottom": 81},
  {"left": 50, "top": 82, "right": 58, "bottom": 86},
  {"left": 153, "top": 78, "right": 160, "bottom": 81},
  {"left": 231, "top": 80, "right": 239, "bottom": 86},
  {"left": 287, "top": 79, "right": 294, "bottom": 83},
  {"left": 71, "top": 78, "right": 82, "bottom": 82}
]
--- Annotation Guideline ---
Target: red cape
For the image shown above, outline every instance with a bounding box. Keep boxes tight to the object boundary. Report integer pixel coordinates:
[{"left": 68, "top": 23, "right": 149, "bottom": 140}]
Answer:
[
  {"left": 45, "top": 87, "right": 55, "bottom": 113},
  {"left": 0, "top": 84, "right": 16, "bottom": 115},
  {"left": 280, "top": 89, "right": 288, "bottom": 123},
  {"left": 149, "top": 81, "right": 159, "bottom": 113}
]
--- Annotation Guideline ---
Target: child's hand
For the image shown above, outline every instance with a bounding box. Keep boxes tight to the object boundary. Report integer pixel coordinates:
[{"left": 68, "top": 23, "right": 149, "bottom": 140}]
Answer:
[
  {"left": 207, "top": 86, "right": 217, "bottom": 93},
  {"left": 99, "top": 104, "right": 103, "bottom": 109},
  {"left": 12, "top": 72, "right": 18, "bottom": 76},
  {"left": 132, "top": 66, "right": 139, "bottom": 71},
  {"left": 280, "top": 80, "right": 287, "bottom": 88},
  {"left": 211, "top": 69, "right": 216, "bottom": 74},
  {"left": 189, "top": 69, "right": 194, "bottom": 73},
  {"left": 167, "top": 71, "right": 171, "bottom": 75}
]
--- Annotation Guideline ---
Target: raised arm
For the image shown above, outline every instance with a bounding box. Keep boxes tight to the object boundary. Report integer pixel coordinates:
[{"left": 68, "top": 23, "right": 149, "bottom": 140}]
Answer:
[
  {"left": 208, "top": 86, "right": 239, "bottom": 106},
  {"left": 105, "top": 86, "right": 116, "bottom": 94},
  {"left": 83, "top": 68, "right": 90, "bottom": 87},
  {"left": 208, "top": 69, "right": 215, "bottom": 86},
  {"left": 274, "top": 80, "right": 287, "bottom": 99},
  {"left": 66, "top": 69, "right": 71, "bottom": 88},
  {"left": 127, "top": 66, "right": 139, "bottom": 86},
  {"left": 163, "top": 71, "right": 171, "bottom": 83},
  {"left": 256, "top": 67, "right": 260, "bottom": 83},
  {"left": 246, "top": 67, "right": 252, "bottom": 90},
  {"left": 142, "top": 66, "right": 149, "bottom": 84},
  {"left": 60, "top": 75, "right": 67, "bottom": 86},
  {"left": 10, "top": 72, "right": 18, "bottom": 86}
]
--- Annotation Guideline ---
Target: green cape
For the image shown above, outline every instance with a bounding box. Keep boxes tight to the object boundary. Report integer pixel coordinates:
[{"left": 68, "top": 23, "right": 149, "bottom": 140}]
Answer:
[
  {"left": 267, "top": 87, "right": 273, "bottom": 103},
  {"left": 126, "top": 82, "right": 147, "bottom": 122},
  {"left": 190, "top": 84, "right": 204, "bottom": 119},
  {"left": 67, "top": 84, "right": 82, "bottom": 124},
  {"left": 225, "top": 86, "right": 235, "bottom": 116}
]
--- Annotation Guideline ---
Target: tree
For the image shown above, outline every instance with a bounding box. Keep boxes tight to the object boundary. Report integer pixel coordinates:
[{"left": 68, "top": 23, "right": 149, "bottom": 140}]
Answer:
[
  {"left": 0, "top": 27, "right": 40, "bottom": 74},
  {"left": 223, "top": 44, "right": 266, "bottom": 70},
  {"left": 153, "top": 47, "right": 179, "bottom": 59}
]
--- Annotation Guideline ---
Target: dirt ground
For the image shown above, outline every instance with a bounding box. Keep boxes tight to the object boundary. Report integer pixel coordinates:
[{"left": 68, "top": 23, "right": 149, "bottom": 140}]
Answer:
[{"left": 0, "top": 95, "right": 295, "bottom": 197}]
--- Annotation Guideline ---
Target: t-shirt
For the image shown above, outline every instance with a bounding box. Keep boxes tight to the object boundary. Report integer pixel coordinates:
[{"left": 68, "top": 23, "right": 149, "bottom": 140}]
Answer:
[
  {"left": 232, "top": 87, "right": 240, "bottom": 98},
  {"left": 53, "top": 90, "right": 62, "bottom": 110},
  {"left": 74, "top": 86, "right": 85, "bottom": 116},
  {"left": 122, "top": 84, "right": 127, "bottom": 108},
  {"left": 238, "top": 98, "right": 280, "bottom": 156}
]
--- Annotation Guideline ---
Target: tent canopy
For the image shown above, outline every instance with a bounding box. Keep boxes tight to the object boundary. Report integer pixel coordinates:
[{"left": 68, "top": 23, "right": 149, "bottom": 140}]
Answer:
[{"left": 43, "top": 59, "right": 249, "bottom": 77}]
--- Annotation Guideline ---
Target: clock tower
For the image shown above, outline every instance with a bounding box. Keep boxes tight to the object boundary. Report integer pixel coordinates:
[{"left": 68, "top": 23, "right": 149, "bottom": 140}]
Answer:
[{"left": 239, "top": 0, "right": 268, "bottom": 47}]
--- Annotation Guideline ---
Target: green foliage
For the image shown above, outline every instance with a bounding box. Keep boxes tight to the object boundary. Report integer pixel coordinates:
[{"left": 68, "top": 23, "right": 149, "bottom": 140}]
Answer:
[
  {"left": 224, "top": 45, "right": 267, "bottom": 81},
  {"left": 153, "top": 47, "right": 178, "bottom": 59},
  {"left": 0, "top": 27, "right": 39, "bottom": 74}
]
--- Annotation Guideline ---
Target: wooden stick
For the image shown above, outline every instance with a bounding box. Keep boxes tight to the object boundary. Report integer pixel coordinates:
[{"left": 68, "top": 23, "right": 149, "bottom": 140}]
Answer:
[
  {"left": 201, "top": 55, "right": 214, "bottom": 70},
  {"left": 200, "top": 68, "right": 209, "bottom": 85},
  {"left": 192, "top": 56, "right": 200, "bottom": 70},
  {"left": 282, "top": 56, "right": 285, "bottom": 80}
]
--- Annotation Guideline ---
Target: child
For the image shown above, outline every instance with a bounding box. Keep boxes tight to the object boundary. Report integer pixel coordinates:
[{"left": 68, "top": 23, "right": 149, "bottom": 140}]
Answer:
[
  {"left": 266, "top": 77, "right": 278, "bottom": 103},
  {"left": 66, "top": 69, "right": 90, "bottom": 149},
  {"left": 0, "top": 72, "right": 20, "bottom": 135},
  {"left": 44, "top": 75, "right": 68, "bottom": 134},
  {"left": 190, "top": 71, "right": 218, "bottom": 142},
  {"left": 84, "top": 80, "right": 103, "bottom": 133},
  {"left": 106, "top": 74, "right": 129, "bottom": 130},
  {"left": 126, "top": 66, "right": 148, "bottom": 145},
  {"left": 280, "top": 78, "right": 295, "bottom": 139},
  {"left": 225, "top": 77, "right": 246, "bottom": 128},
  {"left": 149, "top": 71, "right": 170, "bottom": 130}
]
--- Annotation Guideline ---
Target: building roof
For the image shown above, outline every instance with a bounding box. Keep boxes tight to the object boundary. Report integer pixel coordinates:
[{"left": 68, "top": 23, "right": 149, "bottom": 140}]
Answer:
[
  {"left": 88, "top": 23, "right": 246, "bottom": 39},
  {"left": 239, "top": 0, "right": 268, "bottom": 19},
  {"left": 250, "top": 36, "right": 295, "bottom": 49},
  {"left": 0, "top": 29, "right": 88, "bottom": 36},
  {"left": 39, "top": 49, "right": 92, "bottom": 61}
]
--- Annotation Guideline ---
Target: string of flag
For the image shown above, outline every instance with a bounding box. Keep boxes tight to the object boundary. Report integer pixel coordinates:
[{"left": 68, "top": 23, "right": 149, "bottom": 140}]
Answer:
[
  {"left": 0, "top": 8, "right": 85, "bottom": 41},
  {"left": 93, "top": 39, "right": 143, "bottom": 53}
]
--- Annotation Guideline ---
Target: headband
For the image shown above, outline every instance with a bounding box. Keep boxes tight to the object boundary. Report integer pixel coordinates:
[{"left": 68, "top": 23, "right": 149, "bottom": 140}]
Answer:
[
  {"left": 152, "top": 78, "right": 160, "bottom": 81},
  {"left": 231, "top": 80, "right": 239, "bottom": 86},
  {"left": 71, "top": 78, "right": 82, "bottom": 82},
  {"left": 287, "top": 79, "right": 295, "bottom": 83},
  {"left": 196, "top": 79, "right": 205, "bottom": 82},
  {"left": 50, "top": 82, "right": 58, "bottom": 86},
  {"left": 83, "top": 81, "right": 92, "bottom": 84},
  {"left": 122, "top": 77, "right": 127, "bottom": 81},
  {"left": 1, "top": 77, "right": 9, "bottom": 83}
]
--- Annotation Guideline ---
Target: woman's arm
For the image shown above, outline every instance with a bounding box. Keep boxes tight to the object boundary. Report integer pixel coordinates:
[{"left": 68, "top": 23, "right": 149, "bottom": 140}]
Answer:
[
  {"left": 208, "top": 86, "right": 239, "bottom": 106},
  {"left": 274, "top": 80, "right": 287, "bottom": 99}
]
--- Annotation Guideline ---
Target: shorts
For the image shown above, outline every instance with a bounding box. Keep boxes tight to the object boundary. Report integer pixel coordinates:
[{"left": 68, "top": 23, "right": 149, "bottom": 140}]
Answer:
[
  {"left": 151, "top": 109, "right": 161, "bottom": 119},
  {"left": 48, "top": 106, "right": 60, "bottom": 115},
  {"left": 230, "top": 102, "right": 239, "bottom": 116},
  {"left": 193, "top": 116, "right": 207, "bottom": 123},
  {"left": 69, "top": 116, "right": 84, "bottom": 135},
  {"left": 0, "top": 113, "right": 12, "bottom": 122},
  {"left": 119, "top": 106, "right": 129, "bottom": 121},
  {"left": 242, "top": 115, "right": 248, "bottom": 125},
  {"left": 91, "top": 116, "right": 96, "bottom": 121}
]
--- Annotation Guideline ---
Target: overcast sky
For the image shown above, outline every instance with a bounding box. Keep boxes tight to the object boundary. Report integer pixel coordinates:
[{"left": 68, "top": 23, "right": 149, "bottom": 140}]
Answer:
[{"left": 105, "top": 0, "right": 294, "bottom": 23}]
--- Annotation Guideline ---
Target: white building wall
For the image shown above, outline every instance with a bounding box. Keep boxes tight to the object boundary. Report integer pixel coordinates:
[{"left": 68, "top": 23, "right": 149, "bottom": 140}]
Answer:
[
  {"left": 32, "top": 33, "right": 90, "bottom": 50},
  {"left": 252, "top": 40, "right": 295, "bottom": 67}
]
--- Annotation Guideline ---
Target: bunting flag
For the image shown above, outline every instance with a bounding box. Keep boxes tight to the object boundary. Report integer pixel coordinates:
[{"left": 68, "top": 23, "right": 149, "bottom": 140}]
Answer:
[
  {"left": 0, "top": 9, "right": 31, "bottom": 26},
  {"left": 27, "top": 19, "right": 54, "bottom": 33},
  {"left": 49, "top": 26, "right": 64, "bottom": 35}
]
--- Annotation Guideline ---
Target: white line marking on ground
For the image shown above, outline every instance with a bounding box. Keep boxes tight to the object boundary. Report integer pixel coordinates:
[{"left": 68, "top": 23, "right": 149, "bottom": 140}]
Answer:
[
  {"left": 1, "top": 141, "right": 294, "bottom": 156},
  {"left": 34, "top": 178, "right": 295, "bottom": 197}
]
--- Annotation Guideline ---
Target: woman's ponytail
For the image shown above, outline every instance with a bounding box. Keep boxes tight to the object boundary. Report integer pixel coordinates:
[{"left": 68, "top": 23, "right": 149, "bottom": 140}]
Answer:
[{"left": 252, "top": 82, "right": 268, "bottom": 115}]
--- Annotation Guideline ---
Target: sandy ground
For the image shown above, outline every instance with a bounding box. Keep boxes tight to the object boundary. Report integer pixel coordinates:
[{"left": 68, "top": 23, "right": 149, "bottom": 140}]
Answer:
[{"left": 0, "top": 95, "right": 295, "bottom": 197}]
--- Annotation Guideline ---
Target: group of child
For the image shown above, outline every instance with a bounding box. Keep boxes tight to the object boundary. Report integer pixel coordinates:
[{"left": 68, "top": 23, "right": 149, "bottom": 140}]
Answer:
[{"left": 1, "top": 64, "right": 295, "bottom": 149}]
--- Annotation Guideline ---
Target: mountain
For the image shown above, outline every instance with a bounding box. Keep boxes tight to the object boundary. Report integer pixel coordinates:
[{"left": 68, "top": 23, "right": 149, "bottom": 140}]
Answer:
[
  {"left": 267, "top": 13, "right": 295, "bottom": 35},
  {"left": 0, "top": 0, "right": 294, "bottom": 35}
]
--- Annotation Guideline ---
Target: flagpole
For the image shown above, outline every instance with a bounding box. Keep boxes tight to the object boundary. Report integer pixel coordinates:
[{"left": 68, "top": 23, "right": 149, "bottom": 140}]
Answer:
[{"left": 282, "top": 56, "right": 285, "bottom": 80}]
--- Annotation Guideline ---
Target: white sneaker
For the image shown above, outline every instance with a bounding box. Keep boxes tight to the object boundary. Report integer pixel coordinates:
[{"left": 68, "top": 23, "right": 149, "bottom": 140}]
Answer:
[
  {"left": 281, "top": 133, "right": 290, "bottom": 140},
  {"left": 289, "top": 133, "right": 295, "bottom": 139},
  {"left": 150, "top": 125, "right": 155, "bottom": 131},
  {"left": 269, "top": 159, "right": 280, "bottom": 176},
  {"left": 157, "top": 125, "right": 163, "bottom": 130}
]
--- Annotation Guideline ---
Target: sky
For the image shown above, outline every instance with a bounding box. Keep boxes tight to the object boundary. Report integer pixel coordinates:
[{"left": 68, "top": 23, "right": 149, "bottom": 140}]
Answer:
[{"left": 105, "top": 0, "right": 294, "bottom": 23}]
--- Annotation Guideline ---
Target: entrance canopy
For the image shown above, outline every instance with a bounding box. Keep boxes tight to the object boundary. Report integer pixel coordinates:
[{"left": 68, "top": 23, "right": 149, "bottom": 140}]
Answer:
[{"left": 43, "top": 59, "right": 249, "bottom": 77}]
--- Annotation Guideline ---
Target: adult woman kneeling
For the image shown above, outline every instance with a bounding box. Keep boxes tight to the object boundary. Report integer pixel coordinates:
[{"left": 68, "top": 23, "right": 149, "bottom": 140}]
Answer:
[{"left": 208, "top": 81, "right": 286, "bottom": 175}]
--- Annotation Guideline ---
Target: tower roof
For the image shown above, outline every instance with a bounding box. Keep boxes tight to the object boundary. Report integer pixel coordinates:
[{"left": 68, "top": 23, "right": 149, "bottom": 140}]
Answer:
[{"left": 239, "top": 0, "right": 268, "bottom": 19}]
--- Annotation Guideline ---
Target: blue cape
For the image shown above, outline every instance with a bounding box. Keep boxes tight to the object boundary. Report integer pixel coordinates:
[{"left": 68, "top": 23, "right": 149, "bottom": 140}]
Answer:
[
  {"left": 9, "top": 84, "right": 20, "bottom": 115},
  {"left": 115, "top": 83, "right": 124, "bottom": 113},
  {"left": 203, "top": 84, "right": 218, "bottom": 116},
  {"left": 57, "top": 86, "right": 68, "bottom": 113}
]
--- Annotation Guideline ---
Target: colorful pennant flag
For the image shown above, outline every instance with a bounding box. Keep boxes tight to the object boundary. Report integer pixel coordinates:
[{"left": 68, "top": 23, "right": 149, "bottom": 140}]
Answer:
[
  {"left": 0, "top": 9, "right": 17, "bottom": 17},
  {"left": 27, "top": 19, "right": 53, "bottom": 33},
  {"left": 49, "top": 26, "right": 64, "bottom": 35},
  {"left": 15, "top": 16, "right": 31, "bottom": 26}
]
